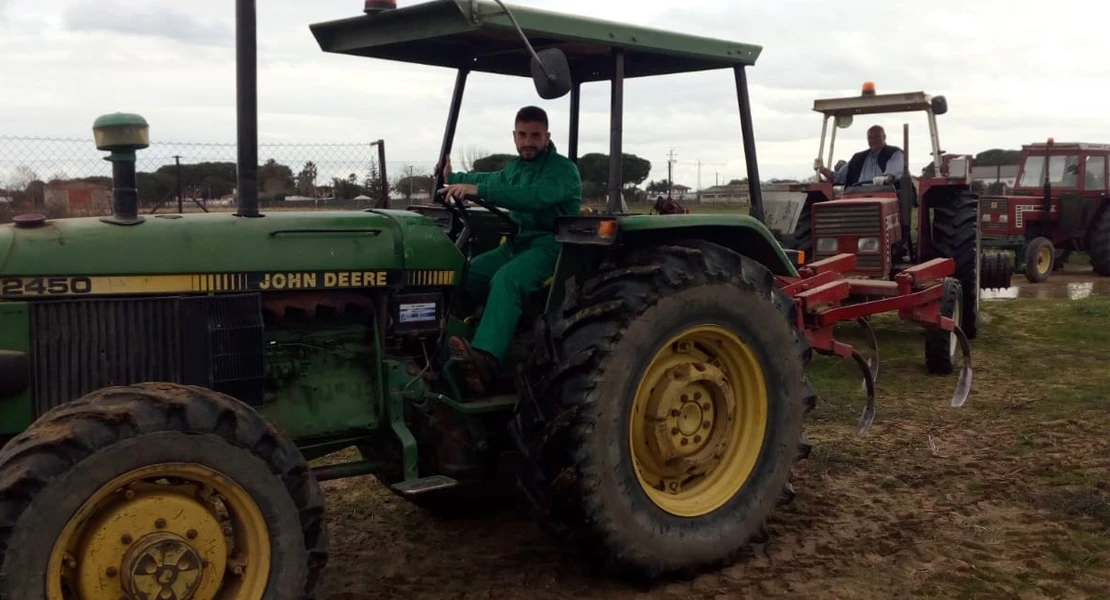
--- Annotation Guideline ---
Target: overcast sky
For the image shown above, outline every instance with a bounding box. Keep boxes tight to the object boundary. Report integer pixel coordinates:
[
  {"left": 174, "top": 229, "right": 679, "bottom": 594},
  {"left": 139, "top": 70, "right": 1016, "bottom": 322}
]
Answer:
[{"left": 2, "top": 0, "right": 1109, "bottom": 188}]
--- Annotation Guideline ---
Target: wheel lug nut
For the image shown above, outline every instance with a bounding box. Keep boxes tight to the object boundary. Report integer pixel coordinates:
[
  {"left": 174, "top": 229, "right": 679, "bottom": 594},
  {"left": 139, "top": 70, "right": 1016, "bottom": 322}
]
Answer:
[
  {"left": 694, "top": 392, "right": 702, "bottom": 400},
  {"left": 187, "top": 529, "right": 198, "bottom": 540},
  {"left": 155, "top": 518, "right": 166, "bottom": 529},
  {"left": 681, "top": 394, "right": 689, "bottom": 402},
  {"left": 670, "top": 409, "right": 680, "bottom": 417},
  {"left": 121, "top": 534, "right": 133, "bottom": 545},
  {"left": 680, "top": 438, "right": 689, "bottom": 446},
  {"left": 694, "top": 435, "right": 702, "bottom": 443},
  {"left": 106, "top": 567, "right": 117, "bottom": 578},
  {"left": 671, "top": 427, "right": 679, "bottom": 435},
  {"left": 702, "top": 403, "right": 711, "bottom": 411},
  {"left": 702, "top": 421, "right": 711, "bottom": 429}
]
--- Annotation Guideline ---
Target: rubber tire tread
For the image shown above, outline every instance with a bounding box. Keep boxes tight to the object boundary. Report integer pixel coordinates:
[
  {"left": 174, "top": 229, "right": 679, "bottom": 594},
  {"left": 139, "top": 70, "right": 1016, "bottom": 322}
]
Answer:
[
  {"left": 1023, "top": 237, "right": 1054, "bottom": 283},
  {"left": 1088, "top": 209, "right": 1110, "bottom": 276},
  {"left": 924, "top": 277, "right": 962, "bottom": 374},
  {"left": 510, "top": 239, "right": 817, "bottom": 581},
  {"left": 0, "top": 382, "right": 328, "bottom": 599},
  {"left": 931, "top": 190, "right": 981, "bottom": 339}
]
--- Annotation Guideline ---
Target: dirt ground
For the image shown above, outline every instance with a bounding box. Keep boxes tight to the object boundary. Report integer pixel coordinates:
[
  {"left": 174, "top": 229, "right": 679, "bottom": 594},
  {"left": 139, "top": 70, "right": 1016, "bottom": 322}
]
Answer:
[{"left": 314, "top": 278, "right": 1110, "bottom": 600}]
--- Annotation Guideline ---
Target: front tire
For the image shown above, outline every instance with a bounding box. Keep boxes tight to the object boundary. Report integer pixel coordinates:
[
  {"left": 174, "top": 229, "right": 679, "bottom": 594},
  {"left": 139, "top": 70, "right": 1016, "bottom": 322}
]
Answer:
[
  {"left": 0, "top": 383, "right": 328, "bottom": 600},
  {"left": 1023, "top": 236, "right": 1055, "bottom": 283},
  {"left": 512, "top": 240, "right": 815, "bottom": 581},
  {"left": 925, "top": 278, "right": 963, "bottom": 374},
  {"left": 931, "top": 190, "right": 981, "bottom": 339}
]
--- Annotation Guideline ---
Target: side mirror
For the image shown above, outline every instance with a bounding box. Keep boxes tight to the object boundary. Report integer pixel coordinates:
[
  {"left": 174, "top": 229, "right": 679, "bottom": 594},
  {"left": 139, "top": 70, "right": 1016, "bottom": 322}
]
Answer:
[
  {"left": 931, "top": 95, "right": 948, "bottom": 116},
  {"left": 835, "top": 114, "right": 853, "bottom": 129},
  {"left": 531, "top": 48, "right": 572, "bottom": 100}
]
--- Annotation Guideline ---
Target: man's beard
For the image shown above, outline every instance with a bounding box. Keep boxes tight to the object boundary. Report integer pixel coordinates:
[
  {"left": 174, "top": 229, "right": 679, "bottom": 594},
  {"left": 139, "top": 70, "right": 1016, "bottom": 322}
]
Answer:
[{"left": 518, "top": 144, "right": 546, "bottom": 161}]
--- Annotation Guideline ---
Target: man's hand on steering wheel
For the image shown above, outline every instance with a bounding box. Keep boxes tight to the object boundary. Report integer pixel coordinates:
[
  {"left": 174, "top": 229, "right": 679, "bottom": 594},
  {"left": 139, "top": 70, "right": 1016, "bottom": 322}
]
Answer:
[{"left": 442, "top": 183, "right": 478, "bottom": 202}]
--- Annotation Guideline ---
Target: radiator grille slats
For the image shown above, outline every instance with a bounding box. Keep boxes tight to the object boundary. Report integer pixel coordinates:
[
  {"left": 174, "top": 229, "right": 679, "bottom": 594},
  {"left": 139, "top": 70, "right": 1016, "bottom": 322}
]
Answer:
[
  {"left": 31, "top": 298, "right": 184, "bottom": 416},
  {"left": 29, "top": 294, "right": 265, "bottom": 415},
  {"left": 813, "top": 205, "right": 882, "bottom": 235}
]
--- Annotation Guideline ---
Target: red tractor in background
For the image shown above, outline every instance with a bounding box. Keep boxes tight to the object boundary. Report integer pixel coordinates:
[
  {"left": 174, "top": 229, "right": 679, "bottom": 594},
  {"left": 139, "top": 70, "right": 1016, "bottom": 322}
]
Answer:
[
  {"left": 764, "top": 82, "right": 1013, "bottom": 341},
  {"left": 979, "top": 140, "right": 1110, "bottom": 283}
]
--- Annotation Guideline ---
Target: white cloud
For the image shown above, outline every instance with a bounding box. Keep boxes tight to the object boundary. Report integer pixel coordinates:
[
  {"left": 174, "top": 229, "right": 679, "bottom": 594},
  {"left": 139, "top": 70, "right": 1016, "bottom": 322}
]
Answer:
[{"left": 2, "top": 0, "right": 1109, "bottom": 188}]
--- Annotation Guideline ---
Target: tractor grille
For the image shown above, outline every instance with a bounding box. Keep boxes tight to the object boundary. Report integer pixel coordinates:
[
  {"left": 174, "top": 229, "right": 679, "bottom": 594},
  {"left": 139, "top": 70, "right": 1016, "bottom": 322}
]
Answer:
[
  {"left": 813, "top": 204, "right": 884, "bottom": 272},
  {"left": 813, "top": 204, "right": 882, "bottom": 235},
  {"left": 853, "top": 254, "right": 883, "bottom": 270},
  {"left": 29, "top": 294, "right": 265, "bottom": 415}
]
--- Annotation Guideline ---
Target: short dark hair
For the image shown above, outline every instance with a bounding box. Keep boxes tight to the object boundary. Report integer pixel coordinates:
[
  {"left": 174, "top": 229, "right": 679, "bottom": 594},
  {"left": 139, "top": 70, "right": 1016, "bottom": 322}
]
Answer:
[{"left": 515, "top": 105, "right": 548, "bottom": 129}]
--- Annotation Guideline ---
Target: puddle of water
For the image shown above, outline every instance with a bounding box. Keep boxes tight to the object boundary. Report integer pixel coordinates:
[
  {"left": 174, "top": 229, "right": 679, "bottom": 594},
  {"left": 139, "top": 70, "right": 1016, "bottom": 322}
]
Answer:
[{"left": 982, "top": 277, "right": 1110, "bottom": 301}]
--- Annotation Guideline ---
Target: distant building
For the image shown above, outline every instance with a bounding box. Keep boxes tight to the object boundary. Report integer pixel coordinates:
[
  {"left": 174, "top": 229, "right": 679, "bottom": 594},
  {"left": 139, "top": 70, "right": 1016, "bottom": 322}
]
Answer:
[
  {"left": 698, "top": 184, "right": 750, "bottom": 205},
  {"left": 44, "top": 181, "right": 111, "bottom": 217}
]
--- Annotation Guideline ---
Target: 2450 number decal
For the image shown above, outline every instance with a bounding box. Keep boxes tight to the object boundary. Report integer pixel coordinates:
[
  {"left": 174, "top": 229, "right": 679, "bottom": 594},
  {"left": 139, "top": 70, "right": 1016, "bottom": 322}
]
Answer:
[{"left": 0, "top": 276, "right": 93, "bottom": 297}]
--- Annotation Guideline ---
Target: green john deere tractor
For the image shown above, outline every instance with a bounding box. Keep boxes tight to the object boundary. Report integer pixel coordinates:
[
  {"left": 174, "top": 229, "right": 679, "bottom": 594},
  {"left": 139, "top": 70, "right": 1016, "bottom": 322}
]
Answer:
[{"left": 0, "top": 1, "right": 818, "bottom": 598}]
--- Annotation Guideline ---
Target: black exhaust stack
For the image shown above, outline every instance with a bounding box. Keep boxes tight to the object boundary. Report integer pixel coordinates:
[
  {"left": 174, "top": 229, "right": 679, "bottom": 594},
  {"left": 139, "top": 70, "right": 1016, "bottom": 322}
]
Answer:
[
  {"left": 235, "top": 0, "right": 261, "bottom": 218},
  {"left": 899, "top": 123, "right": 914, "bottom": 260},
  {"left": 94, "top": 112, "right": 149, "bottom": 226}
]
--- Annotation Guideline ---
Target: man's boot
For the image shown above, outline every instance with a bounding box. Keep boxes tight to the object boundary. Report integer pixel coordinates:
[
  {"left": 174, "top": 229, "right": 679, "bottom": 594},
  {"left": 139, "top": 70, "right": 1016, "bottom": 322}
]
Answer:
[{"left": 448, "top": 336, "right": 498, "bottom": 395}]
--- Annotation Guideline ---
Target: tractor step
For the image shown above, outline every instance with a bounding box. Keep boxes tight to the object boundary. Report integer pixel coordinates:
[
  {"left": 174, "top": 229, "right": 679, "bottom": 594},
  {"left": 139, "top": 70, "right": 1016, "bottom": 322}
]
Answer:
[{"left": 391, "top": 475, "right": 459, "bottom": 496}]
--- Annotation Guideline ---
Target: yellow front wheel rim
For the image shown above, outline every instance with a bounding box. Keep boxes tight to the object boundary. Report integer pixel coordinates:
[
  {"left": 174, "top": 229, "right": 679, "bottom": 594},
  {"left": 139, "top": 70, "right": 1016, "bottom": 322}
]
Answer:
[
  {"left": 1037, "top": 246, "right": 1052, "bottom": 273},
  {"left": 629, "top": 325, "right": 769, "bottom": 518},
  {"left": 47, "top": 462, "right": 271, "bottom": 600}
]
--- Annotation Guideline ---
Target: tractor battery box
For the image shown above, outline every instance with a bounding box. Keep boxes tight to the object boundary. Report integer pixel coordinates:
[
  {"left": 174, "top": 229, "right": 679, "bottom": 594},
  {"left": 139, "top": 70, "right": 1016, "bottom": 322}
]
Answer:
[{"left": 390, "top": 292, "right": 443, "bottom": 335}]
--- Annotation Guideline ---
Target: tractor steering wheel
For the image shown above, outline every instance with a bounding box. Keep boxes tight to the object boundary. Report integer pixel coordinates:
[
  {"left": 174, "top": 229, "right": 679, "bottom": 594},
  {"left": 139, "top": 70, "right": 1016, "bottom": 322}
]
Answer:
[{"left": 433, "top": 188, "right": 518, "bottom": 232}]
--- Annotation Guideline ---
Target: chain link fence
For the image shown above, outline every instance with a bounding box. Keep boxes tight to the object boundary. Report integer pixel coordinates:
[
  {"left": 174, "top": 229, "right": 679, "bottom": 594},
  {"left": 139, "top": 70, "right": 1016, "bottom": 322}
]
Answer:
[{"left": 0, "top": 135, "right": 440, "bottom": 222}]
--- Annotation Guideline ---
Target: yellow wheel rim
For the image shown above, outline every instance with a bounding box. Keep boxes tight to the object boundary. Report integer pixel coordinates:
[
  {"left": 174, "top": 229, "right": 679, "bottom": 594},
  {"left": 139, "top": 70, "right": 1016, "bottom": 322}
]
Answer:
[
  {"left": 629, "top": 325, "right": 769, "bottom": 517},
  {"left": 1037, "top": 246, "right": 1052, "bottom": 274},
  {"left": 47, "top": 462, "right": 271, "bottom": 600}
]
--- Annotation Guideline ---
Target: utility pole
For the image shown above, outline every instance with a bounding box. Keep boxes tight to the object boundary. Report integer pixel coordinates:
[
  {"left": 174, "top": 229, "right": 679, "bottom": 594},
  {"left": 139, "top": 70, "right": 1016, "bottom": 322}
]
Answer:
[
  {"left": 667, "top": 148, "right": 677, "bottom": 196},
  {"left": 174, "top": 155, "right": 183, "bottom": 213}
]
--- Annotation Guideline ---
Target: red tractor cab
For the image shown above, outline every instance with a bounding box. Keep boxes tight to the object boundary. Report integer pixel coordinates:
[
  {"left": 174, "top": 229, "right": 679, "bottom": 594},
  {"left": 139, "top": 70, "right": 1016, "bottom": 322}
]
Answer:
[{"left": 979, "top": 140, "right": 1110, "bottom": 283}]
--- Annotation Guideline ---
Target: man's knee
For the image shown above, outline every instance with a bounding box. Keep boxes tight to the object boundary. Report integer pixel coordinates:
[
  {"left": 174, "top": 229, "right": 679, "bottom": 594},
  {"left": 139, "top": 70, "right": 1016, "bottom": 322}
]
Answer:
[{"left": 489, "top": 266, "right": 524, "bottom": 296}]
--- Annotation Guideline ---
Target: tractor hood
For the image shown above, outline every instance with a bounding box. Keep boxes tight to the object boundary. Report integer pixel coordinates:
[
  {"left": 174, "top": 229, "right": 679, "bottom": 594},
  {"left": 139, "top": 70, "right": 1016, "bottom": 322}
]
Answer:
[{"left": 0, "top": 210, "right": 464, "bottom": 297}]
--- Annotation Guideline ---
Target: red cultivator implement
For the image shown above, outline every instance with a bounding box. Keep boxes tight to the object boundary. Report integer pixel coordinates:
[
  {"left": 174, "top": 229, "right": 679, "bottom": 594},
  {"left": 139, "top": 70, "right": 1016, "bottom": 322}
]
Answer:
[{"left": 774, "top": 251, "right": 973, "bottom": 435}]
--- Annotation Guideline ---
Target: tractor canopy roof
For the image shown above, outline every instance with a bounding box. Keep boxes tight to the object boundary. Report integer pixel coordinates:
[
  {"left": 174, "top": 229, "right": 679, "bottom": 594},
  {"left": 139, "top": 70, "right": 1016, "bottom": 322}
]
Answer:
[
  {"left": 308, "top": 0, "right": 762, "bottom": 81},
  {"left": 1021, "top": 142, "right": 1110, "bottom": 153},
  {"left": 812, "top": 83, "right": 945, "bottom": 118}
]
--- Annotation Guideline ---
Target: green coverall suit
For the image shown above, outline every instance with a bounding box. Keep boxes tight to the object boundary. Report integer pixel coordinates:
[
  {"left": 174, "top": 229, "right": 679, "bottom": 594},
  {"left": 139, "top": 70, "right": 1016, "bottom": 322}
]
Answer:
[{"left": 447, "top": 141, "right": 583, "bottom": 367}]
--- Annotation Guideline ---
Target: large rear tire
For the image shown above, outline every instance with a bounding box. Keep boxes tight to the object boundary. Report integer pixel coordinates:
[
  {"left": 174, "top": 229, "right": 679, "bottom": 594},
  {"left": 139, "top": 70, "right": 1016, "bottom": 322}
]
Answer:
[
  {"left": 511, "top": 240, "right": 816, "bottom": 581},
  {"left": 931, "top": 190, "right": 981, "bottom": 339},
  {"left": 1088, "top": 209, "right": 1110, "bottom": 276},
  {"left": 0, "top": 383, "right": 328, "bottom": 600}
]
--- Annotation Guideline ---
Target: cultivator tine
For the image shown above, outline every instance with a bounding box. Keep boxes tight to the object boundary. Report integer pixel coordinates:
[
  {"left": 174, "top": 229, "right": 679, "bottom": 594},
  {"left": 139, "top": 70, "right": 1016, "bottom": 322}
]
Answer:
[
  {"left": 950, "top": 325, "right": 974, "bottom": 408},
  {"left": 856, "top": 317, "right": 879, "bottom": 391},
  {"left": 849, "top": 348, "right": 877, "bottom": 436}
]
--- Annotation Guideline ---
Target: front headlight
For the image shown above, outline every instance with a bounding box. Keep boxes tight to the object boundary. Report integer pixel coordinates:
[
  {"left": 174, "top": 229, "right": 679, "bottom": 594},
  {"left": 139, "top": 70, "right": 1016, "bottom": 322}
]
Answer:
[
  {"left": 816, "top": 238, "right": 839, "bottom": 253},
  {"left": 857, "top": 237, "right": 881, "bottom": 252}
]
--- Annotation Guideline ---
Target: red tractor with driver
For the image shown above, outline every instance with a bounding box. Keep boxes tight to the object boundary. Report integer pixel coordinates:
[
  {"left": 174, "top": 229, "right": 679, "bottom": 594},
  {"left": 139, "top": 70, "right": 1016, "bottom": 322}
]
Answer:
[
  {"left": 764, "top": 82, "right": 1012, "bottom": 342},
  {"left": 979, "top": 140, "right": 1110, "bottom": 283}
]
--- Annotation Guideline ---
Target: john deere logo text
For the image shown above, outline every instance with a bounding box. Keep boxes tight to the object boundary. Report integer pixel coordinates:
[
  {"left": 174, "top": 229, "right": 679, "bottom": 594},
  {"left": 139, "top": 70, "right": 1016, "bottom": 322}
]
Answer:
[{"left": 257, "top": 271, "right": 388, "bottom": 290}]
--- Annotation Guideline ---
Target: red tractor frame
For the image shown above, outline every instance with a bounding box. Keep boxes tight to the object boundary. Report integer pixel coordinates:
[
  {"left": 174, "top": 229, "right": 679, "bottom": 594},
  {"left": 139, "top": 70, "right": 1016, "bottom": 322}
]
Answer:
[
  {"left": 979, "top": 140, "right": 1110, "bottom": 283},
  {"left": 658, "top": 83, "right": 1000, "bottom": 430}
]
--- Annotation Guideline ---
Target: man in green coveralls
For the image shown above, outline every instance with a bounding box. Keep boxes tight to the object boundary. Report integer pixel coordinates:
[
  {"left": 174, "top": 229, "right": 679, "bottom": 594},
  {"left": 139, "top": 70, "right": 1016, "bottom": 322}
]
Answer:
[{"left": 440, "top": 105, "right": 582, "bottom": 394}]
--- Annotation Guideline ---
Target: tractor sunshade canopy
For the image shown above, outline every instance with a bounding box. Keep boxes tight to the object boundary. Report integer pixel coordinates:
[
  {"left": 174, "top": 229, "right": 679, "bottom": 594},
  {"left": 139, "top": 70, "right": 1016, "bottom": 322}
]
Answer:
[{"left": 309, "top": 0, "right": 762, "bottom": 81}]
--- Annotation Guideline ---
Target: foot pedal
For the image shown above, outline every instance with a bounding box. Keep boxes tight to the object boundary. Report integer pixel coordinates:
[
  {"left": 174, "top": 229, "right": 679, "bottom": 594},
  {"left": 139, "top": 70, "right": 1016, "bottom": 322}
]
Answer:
[{"left": 391, "top": 475, "right": 458, "bottom": 496}]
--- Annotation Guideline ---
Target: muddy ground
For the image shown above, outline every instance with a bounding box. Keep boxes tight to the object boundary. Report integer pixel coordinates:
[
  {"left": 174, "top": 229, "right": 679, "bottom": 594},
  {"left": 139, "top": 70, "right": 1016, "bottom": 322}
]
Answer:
[{"left": 314, "top": 275, "right": 1110, "bottom": 600}]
